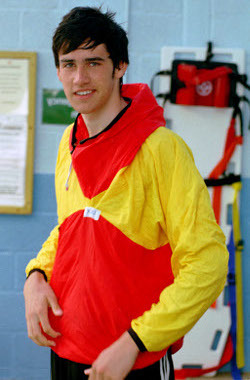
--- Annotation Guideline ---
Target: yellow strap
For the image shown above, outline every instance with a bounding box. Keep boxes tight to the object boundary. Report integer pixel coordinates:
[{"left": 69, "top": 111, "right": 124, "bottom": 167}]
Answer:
[{"left": 232, "top": 182, "right": 245, "bottom": 368}]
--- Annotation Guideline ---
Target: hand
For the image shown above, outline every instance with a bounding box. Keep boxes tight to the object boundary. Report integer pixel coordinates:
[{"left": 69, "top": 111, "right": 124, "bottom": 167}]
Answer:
[
  {"left": 23, "top": 271, "right": 63, "bottom": 347},
  {"left": 84, "top": 331, "right": 139, "bottom": 379}
]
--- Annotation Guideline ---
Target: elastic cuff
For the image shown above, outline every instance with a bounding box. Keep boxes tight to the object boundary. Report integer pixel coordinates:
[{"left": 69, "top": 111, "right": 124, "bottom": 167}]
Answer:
[
  {"left": 128, "top": 328, "right": 147, "bottom": 352},
  {"left": 26, "top": 269, "right": 47, "bottom": 282}
]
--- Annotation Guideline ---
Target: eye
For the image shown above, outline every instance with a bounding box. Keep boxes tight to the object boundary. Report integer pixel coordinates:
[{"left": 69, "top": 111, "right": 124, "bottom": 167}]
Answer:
[
  {"left": 62, "top": 62, "right": 74, "bottom": 68},
  {"left": 89, "top": 61, "right": 100, "bottom": 67}
]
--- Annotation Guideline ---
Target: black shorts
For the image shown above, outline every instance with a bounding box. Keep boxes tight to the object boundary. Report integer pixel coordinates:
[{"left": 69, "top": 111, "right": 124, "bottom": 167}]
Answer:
[{"left": 51, "top": 350, "right": 175, "bottom": 380}]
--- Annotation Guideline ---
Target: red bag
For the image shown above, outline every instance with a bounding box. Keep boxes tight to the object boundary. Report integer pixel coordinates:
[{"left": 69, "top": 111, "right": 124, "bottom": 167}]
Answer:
[
  {"left": 170, "top": 59, "right": 237, "bottom": 107},
  {"left": 151, "top": 42, "right": 250, "bottom": 110}
]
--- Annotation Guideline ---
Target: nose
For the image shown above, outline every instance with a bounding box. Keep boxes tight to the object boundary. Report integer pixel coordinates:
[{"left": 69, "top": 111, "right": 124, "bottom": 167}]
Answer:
[{"left": 73, "top": 66, "right": 90, "bottom": 85}]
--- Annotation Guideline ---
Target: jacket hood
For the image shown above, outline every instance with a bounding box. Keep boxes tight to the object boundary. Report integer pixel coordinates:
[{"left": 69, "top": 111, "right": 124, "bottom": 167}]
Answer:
[
  {"left": 121, "top": 83, "right": 165, "bottom": 130},
  {"left": 70, "top": 83, "right": 165, "bottom": 198}
]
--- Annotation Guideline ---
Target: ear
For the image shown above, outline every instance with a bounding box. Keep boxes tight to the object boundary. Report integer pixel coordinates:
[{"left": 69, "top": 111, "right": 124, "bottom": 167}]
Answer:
[
  {"left": 57, "top": 67, "right": 62, "bottom": 82},
  {"left": 114, "top": 61, "right": 128, "bottom": 79}
]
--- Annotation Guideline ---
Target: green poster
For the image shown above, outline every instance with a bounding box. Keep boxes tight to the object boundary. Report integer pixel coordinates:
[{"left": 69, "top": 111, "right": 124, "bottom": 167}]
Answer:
[{"left": 42, "top": 89, "right": 77, "bottom": 124}]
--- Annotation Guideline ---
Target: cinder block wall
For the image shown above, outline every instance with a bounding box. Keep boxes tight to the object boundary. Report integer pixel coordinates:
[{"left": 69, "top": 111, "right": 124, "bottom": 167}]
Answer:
[{"left": 0, "top": 1, "right": 249, "bottom": 379}]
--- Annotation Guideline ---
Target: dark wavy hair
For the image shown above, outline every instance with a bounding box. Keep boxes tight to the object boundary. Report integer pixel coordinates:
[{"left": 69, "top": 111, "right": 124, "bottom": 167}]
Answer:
[{"left": 52, "top": 6, "right": 129, "bottom": 69}]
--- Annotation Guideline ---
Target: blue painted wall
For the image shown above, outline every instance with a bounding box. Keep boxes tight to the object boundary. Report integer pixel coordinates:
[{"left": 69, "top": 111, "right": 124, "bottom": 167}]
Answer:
[{"left": 0, "top": 0, "right": 249, "bottom": 379}]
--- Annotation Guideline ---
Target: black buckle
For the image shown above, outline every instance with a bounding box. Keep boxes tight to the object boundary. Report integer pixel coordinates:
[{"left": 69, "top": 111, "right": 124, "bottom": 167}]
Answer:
[
  {"left": 236, "top": 239, "right": 244, "bottom": 251},
  {"left": 227, "top": 273, "right": 235, "bottom": 285}
]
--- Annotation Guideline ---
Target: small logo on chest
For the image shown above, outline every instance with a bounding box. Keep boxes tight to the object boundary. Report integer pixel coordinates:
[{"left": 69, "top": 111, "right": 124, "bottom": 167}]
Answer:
[{"left": 84, "top": 207, "right": 101, "bottom": 221}]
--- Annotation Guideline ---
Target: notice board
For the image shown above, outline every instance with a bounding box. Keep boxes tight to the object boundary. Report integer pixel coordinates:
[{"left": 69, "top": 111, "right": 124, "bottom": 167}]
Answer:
[{"left": 0, "top": 51, "right": 36, "bottom": 214}]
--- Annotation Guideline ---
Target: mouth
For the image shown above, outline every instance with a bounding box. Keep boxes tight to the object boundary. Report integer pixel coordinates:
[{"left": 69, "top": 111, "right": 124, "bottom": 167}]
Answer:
[{"left": 75, "top": 90, "right": 94, "bottom": 96}]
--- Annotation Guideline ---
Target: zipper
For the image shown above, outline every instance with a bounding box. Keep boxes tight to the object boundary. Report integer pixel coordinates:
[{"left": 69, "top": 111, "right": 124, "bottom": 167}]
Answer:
[{"left": 65, "top": 161, "right": 72, "bottom": 191}]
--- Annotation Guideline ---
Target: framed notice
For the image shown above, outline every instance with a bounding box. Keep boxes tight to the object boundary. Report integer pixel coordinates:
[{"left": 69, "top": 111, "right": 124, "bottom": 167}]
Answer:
[{"left": 0, "top": 51, "right": 36, "bottom": 214}]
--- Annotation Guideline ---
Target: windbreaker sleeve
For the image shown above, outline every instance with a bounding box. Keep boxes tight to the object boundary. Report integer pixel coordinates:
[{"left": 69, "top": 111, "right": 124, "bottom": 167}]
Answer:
[
  {"left": 25, "top": 225, "right": 59, "bottom": 282},
  {"left": 25, "top": 126, "right": 73, "bottom": 282},
  {"left": 131, "top": 129, "right": 229, "bottom": 351}
]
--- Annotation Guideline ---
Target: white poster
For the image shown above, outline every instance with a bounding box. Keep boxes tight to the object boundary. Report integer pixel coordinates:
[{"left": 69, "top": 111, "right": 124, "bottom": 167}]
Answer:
[{"left": 0, "top": 58, "right": 29, "bottom": 207}]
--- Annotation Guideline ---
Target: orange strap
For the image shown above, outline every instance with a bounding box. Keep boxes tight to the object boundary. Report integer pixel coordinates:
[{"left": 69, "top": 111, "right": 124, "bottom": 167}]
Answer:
[
  {"left": 208, "top": 115, "right": 243, "bottom": 309},
  {"left": 209, "top": 117, "right": 243, "bottom": 225},
  {"left": 211, "top": 185, "right": 223, "bottom": 225},
  {"left": 209, "top": 135, "right": 243, "bottom": 180},
  {"left": 209, "top": 118, "right": 243, "bottom": 180}
]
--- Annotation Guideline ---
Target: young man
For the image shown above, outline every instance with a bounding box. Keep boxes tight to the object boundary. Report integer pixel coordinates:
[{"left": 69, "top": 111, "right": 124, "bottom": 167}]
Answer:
[{"left": 24, "top": 7, "right": 229, "bottom": 380}]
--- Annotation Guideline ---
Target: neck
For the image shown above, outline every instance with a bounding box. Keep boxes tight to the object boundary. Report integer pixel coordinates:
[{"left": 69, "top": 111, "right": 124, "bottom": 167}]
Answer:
[{"left": 82, "top": 93, "right": 127, "bottom": 138}]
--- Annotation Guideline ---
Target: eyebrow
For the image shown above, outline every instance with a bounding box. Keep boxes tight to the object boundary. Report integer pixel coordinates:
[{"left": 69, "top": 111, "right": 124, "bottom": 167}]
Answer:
[
  {"left": 85, "top": 57, "right": 106, "bottom": 62},
  {"left": 59, "top": 57, "right": 106, "bottom": 64}
]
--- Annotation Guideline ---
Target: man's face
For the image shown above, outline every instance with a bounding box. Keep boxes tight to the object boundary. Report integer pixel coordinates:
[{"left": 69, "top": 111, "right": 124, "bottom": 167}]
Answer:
[{"left": 57, "top": 42, "right": 127, "bottom": 117}]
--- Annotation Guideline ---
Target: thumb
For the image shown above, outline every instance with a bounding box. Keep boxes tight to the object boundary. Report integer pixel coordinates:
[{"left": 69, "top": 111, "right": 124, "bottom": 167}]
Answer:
[
  {"left": 84, "top": 368, "right": 91, "bottom": 375},
  {"left": 48, "top": 293, "right": 63, "bottom": 316},
  {"left": 52, "top": 306, "right": 63, "bottom": 317}
]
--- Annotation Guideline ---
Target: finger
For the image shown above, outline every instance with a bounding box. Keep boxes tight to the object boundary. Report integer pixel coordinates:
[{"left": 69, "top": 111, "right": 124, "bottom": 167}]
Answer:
[
  {"left": 32, "top": 334, "right": 56, "bottom": 347},
  {"left": 29, "top": 317, "right": 56, "bottom": 347},
  {"left": 26, "top": 319, "right": 34, "bottom": 343},
  {"left": 84, "top": 368, "right": 91, "bottom": 376},
  {"left": 88, "top": 367, "right": 105, "bottom": 380},
  {"left": 84, "top": 367, "right": 98, "bottom": 379},
  {"left": 40, "top": 312, "right": 61, "bottom": 339},
  {"left": 47, "top": 291, "right": 63, "bottom": 316}
]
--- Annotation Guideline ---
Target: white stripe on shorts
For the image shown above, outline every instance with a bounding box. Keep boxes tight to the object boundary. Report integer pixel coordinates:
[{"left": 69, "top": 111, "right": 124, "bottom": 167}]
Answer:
[{"left": 160, "top": 353, "right": 171, "bottom": 380}]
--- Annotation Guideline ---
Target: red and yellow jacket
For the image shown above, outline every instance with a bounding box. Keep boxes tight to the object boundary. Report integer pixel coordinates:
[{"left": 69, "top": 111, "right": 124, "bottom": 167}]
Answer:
[{"left": 26, "top": 83, "right": 228, "bottom": 369}]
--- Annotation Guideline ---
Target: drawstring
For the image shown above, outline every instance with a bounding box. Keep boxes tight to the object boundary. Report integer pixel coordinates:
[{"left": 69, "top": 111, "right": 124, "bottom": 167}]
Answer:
[{"left": 65, "top": 161, "right": 72, "bottom": 191}]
